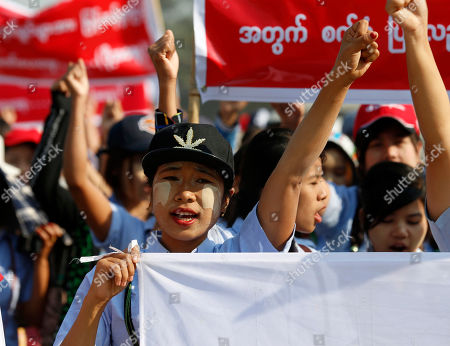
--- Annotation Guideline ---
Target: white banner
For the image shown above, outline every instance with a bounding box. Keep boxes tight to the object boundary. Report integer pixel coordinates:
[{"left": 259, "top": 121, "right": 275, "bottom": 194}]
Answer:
[{"left": 139, "top": 253, "right": 450, "bottom": 346}]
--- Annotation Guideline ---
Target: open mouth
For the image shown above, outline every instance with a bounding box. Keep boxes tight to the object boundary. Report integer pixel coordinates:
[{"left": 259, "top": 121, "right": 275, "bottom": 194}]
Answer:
[
  {"left": 389, "top": 244, "right": 408, "bottom": 252},
  {"left": 170, "top": 208, "right": 199, "bottom": 226},
  {"left": 314, "top": 212, "right": 323, "bottom": 224},
  {"left": 314, "top": 206, "right": 327, "bottom": 224}
]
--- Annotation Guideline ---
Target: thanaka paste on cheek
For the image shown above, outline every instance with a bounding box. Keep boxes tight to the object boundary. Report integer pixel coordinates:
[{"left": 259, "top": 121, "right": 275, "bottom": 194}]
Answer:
[
  {"left": 153, "top": 181, "right": 171, "bottom": 206},
  {"left": 202, "top": 184, "right": 220, "bottom": 215}
]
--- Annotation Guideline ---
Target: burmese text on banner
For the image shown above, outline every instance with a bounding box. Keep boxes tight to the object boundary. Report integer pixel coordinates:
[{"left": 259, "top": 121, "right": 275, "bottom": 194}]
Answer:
[
  {"left": 0, "top": 0, "right": 163, "bottom": 126},
  {"left": 194, "top": 0, "right": 450, "bottom": 103}
]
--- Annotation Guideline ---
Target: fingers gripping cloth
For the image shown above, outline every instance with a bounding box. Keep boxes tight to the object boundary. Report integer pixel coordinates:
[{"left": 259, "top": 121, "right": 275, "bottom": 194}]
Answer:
[
  {"left": 70, "top": 240, "right": 140, "bottom": 344},
  {"left": 72, "top": 239, "right": 139, "bottom": 264}
]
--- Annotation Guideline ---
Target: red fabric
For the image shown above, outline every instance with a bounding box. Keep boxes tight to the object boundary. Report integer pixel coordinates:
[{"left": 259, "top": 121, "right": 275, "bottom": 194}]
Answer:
[
  {"left": 0, "top": 0, "right": 156, "bottom": 79},
  {"left": 4, "top": 128, "right": 42, "bottom": 147},
  {"left": 0, "top": 0, "right": 159, "bottom": 124},
  {"left": 353, "top": 104, "right": 420, "bottom": 140},
  {"left": 202, "top": 0, "right": 450, "bottom": 90}
]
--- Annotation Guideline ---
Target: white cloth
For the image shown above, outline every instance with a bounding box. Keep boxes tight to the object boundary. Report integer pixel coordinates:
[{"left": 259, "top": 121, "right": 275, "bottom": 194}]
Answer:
[
  {"left": 139, "top": 252, "right": 450, "bottom": 345},
  {"left": 54, "top": 204, "right": 295, "bottom": 345}
]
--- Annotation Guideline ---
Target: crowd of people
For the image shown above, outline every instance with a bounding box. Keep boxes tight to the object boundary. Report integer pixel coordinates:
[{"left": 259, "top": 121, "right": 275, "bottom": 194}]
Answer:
[{"left": 0, "top": 0, "right": 449, "bottom": 345}]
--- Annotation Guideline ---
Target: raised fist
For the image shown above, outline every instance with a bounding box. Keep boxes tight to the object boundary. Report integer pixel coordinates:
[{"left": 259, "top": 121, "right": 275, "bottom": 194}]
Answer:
[
  {"left": 332, "top": 20, "right": 380, "bottom": 85},
  {"left": 386, "top": 0, "right": 428, "bottom": 35},
  {"left": 101, "top": 100, "right": 124, "bottom": 143},
  {"left": 63, "top": 59, "right": 89, "bottom": 98},
  {"left": 148, "top": 30, "right": 179, "bottom": 82}
]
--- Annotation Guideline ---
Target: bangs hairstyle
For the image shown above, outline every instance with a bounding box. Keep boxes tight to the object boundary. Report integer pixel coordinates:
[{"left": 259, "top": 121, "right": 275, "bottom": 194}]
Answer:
[
  {"left": 355, "top": 119, "right": 421, "bottom": 177},
  {"left": 359, "top": 161, "right": 425, "bottom": 232},
  {"left": 104, "top": 149, "right": 145, "bottom": 193}
]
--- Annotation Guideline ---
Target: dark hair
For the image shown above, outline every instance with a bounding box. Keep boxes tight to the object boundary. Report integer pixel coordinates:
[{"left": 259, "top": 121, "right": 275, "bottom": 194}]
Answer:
[
  {"left": 356, "top": 119, "right": 421, "bottom": 177},
  {"left": 224, "top": 128, "right": 292, "bottom": 226},
  {"left": 104, "top": 149, "right": 144, "bottom": 200},
  {"left": 359, "top": 161, "right": 425, "bottom": 232}
]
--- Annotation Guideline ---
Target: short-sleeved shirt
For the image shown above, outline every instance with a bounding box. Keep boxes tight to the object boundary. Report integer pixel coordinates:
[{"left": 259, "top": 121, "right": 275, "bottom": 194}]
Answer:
[
  {"left": 216, "top": 217, "right": 243, "bottom": 237},
  {"left": 218, "top": 217, "right": 312, "bottom": 252},
  {"left": 427, "top": 206, "right": 450, "bottom": 252},
  {"left": 0, "top": 231, "right": 33, "bottom": 346},
  {"left": 54, "top": 204, "right": 295, "bottom": 345},
  {"left": 91, "top": 202, "right": 236, "bottom": 252}
]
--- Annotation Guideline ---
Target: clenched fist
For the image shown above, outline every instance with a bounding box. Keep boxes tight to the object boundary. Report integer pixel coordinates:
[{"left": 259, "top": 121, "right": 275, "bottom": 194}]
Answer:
[
  {"left": 386, "top": 0, "right": 428, "bottom": 35},
  {"left": 148, "top": 29, "right": 179, "bottom": 82},
  {"left": 63, "top": 59, "right": 89, "bottom": 99},
  {"left": 332, "top": 20, "right": 380, "bottom": 86}
]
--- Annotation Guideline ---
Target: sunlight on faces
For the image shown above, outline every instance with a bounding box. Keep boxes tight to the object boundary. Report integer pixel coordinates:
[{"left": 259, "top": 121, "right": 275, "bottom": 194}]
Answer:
[
  {"left": 368, "top": 200, "right": 428, "bottom": 252},
  {"left": 153, "top": 181, "right": 220, "bottom": 211},
  {"left": 295, "top": 158, "right": 329, "bottom": 234},
  {"left": 364, "top": 127, "right": 422, "bottom": 172},
  {"left": 323, "top": 147, "right": 354, "bottom": 186},
  {"left": 150, "top": 161, "right": 226, "bottom": 249}
]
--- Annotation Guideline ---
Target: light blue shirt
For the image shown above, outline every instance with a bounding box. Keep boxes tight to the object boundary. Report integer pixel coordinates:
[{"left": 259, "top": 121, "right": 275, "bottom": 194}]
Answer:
[
  {"left": 314, "top": 182, "right": 358, "bottom": 252},
  {"left": 92, "top": 202, "right": 236, "bottom": 252},
  {"left": 0, "top": 231, "right": 33, "bottom": 346},
  {"left": 54, "top": 204, "right": 295, "bottom": 345},
  {"left": 427, "top": 206, "right": 450, "bottom": 252},
  {"left": 216, "top": 217, "right": 243, "bottom": 237}
]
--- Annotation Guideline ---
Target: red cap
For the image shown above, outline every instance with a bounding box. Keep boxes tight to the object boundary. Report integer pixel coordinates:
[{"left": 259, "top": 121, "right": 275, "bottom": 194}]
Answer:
[
  {"left": 4, "top": 128, "right": 42, "bottom": 147},
  {"left": 353, "top": 104, "right": 420, "bottom": 141}
]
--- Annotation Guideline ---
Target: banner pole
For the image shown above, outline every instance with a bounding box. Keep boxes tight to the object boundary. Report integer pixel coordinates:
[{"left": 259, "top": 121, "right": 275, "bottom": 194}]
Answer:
[{"left": 188, "top": 34, "right": 200, "bottom": 124}]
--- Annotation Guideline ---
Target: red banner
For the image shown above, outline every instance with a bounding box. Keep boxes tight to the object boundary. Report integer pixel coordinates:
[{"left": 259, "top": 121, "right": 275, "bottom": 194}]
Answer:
[
  {"left": 0, "top": 80, "right": 154, "bottom": 125},
  {"left": 194, "top": 0, "right": 450, "bottom": 103},
  {"left": 0, "top": 0, "right": 163, "bottom": 126}
]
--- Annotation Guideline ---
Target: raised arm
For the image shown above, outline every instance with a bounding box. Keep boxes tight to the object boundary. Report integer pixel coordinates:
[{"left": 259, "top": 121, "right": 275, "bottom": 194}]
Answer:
[
  {"left": 63, "top": 60, "right": 113, "bottom": 241},
  {"left": 258, "top": 20, "right": 380, "bottom": 249},
  {"left": 148, "top": 30, "right": 179, "bottom": 117},
  {"left": 386, "top": 0, "right": 450, "bottom": 220}
]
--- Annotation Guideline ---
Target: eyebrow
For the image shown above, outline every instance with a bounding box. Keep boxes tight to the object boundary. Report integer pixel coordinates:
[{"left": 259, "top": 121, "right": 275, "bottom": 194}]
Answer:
[
  {"left": 158, "top": 164, "right": 218, "bottom": 179},
  {"left": 159, "top": 165, "right": 182, "bottom": 174},
  {"left": 195, "top": 166, "right": 218, "bottom": 179},
  {"left": 408, "top": 213, "right": 423, "bottom": 218},
  {"left": 307, "top": 171, "right": 323, "bottom": 179}
]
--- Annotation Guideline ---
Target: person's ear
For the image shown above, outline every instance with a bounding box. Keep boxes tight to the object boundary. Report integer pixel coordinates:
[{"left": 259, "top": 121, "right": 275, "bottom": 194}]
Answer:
[{"left": 220, "top": 188, "right": 235, "bottom": 215}]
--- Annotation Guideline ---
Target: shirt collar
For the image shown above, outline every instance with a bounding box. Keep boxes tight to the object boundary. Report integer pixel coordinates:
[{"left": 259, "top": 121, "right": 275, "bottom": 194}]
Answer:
[{"left": 143, "top": 229, "right": 217, "bottom": 253}]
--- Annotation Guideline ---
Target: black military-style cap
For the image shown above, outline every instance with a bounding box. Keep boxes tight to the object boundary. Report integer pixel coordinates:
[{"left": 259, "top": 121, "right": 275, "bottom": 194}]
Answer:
[{"left": 142, "top": 123, "right": 234, "bottom": 189}]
